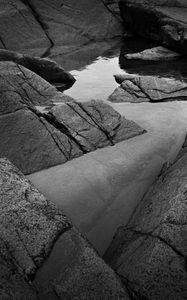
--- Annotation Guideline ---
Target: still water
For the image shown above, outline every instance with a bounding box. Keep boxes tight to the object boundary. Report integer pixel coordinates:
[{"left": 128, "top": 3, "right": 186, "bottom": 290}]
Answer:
[{"left": 52, "top": 37, "right": 187, "bottom": 101}]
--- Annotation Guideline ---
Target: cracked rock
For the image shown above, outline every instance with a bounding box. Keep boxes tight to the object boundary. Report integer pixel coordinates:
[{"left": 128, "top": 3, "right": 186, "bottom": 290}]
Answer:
[
  {"left": 0, "top": 0, "right": 50, "bottom": 56},
  {"left": 108, "top": 74, "right": 187, "bottom": 103},
  {"left": 0, "top": 158, "right": 130, "bottom": 299},
  {"left": 48, "top": 100, "right": 145, "bottom": 152},
  {"left": 104, "top": 147, "right": 187, "bottom": 300},
  {"left": 0, "top": 61, "right": 72, "bottom": 108},
  {"left": 119, "top": 0, "right": 187, "bottom": 56},
  {"left": 0, "top": 49, "right": 75, "bottom": 90}
]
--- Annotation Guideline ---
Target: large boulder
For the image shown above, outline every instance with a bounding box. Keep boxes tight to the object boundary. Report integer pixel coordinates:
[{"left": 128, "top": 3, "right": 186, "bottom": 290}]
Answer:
[
  {"left": 48, "top": 100, "right": 146, "bottom": 152},
  {"left": 0, "top": 158, "right": 129, "bottom": 299},
  {"left": 108, "top": 74, "right": 187, "bottom": 103},
  {"left": 0, "top": 0, "right": 123, "bottom": 55},
  {"left": 119, "top": 0, "right": 187, "bottom": 55},
  {"left": 104, "top": 141, "right": 187, "bottom": 300},
  {"left": 0, "top": 49, "right": 75, "bottom": 90},
  {"left": 0, "top": 0, "right": 50, "bottom": 56},
  {"left": 0, "top": 63, "right": 145, "bottom": 174}
]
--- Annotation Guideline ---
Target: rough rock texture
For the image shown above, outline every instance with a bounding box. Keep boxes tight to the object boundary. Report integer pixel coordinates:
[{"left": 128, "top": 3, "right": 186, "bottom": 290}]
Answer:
[
  {"left": 0, "top": 61, "right": 72, "bottom": 107},
  {"left": 124, "top": 46, "right": 181, "bottom": 61},
  {"left": 0, "top": 49, "right": 75, "bottom": 90},
  {"left": 0, "top": 65, "right": 145, "bottom": 174},
  {"left": 0, "top": 158, "right": 129, "bottom": 299},
  {"left": 0, "top": 0, "right": 123, "bottom": 55},
  {"left": 119, "top": 0, "right": 187, "bottom": 55},
  {"left": 48, "top": 100, "right": 146, "bottom": 152},
  {"left": 104, "top": 146, "right": 187, "bottom": 300},
  {"left": 0, "top": 0, "right": 50, "bottom": 56},
  {"left": 108, "top": 74, "right": 187, "bottom": 103}
]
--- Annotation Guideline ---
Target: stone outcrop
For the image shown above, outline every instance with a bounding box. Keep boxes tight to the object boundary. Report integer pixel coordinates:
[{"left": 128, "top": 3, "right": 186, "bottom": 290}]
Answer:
[
  {"left": 124, "top": 46, "right": 181, "bottom": 61},
  {"left": 0, "top": 0, "right": 123, "bottom": 56},
  {"left": 108, "top": 74, "right": 187, "bottom": 103},
  {"left": 104, "top": 139, "right": 187, "bottom": 300},
  {"left": 48, "top": 100, "right": 145, "bottom": 152},
  {"left": 0, "top": 158, "right": 130, "bottom": 299},
  {"left": 119, "top": 0, "right": 187, "bottom": 55},
  {"left": 0, "top": 63, "right": 145, "bottom": 174},
  {"left": 0, "top": 0, "right": 50, "bottom": 56},
  {"left": 0, "top": 49, "right": 75, "bottom": 90}
]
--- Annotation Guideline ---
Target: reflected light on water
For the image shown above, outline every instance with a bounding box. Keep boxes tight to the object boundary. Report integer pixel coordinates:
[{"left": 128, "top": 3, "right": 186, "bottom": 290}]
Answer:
[{"left": 66, "top": 56, "right": 125, "bottom": 101}]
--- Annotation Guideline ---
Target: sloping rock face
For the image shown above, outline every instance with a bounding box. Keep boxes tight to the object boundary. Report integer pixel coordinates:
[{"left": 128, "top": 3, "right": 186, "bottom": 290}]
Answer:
[
  {"left": 108, "top": 74, "right": 187, "bottom": 103},
  {"left": 104, "top": 145, "right": 187, "bottom": 300},
  {"left": 0, "top": 49, "right": 75, "bottom": 90},
  {"left": 119, "top": 0, "right": 187, "bottom": 55},
  {"left": 124, "top": 46, "right": 181, "bottom": 61},
  {"left": 0, "top": 61, "right": 69, "bottom": 107},
  {"left": 0, "top": 158, "right": 129, "bottom": 299},
  {"left": 0, "top": 0, "right": 123, "bottom": 55},
  {"left": 0, "top": 62, "right": 145, "bottom": 174},
  {"left": 0, "top": 0, "right": 50, "bottom": 56},
  {"left": 48, "top": 100, "right": 145, "bottom": 152}
]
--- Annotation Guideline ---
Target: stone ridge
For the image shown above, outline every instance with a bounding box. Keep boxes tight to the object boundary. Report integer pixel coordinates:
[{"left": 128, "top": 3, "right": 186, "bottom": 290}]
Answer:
[
  {"left": 108, "top": 74, "right": 187, "bottom": 103},
  {"left": 0, "top": 61, "right": 145, "bottom": 174},
  {"left": 119, "top": 0, "right": 187, "bottom": 55},
  {"left": 0, "top": 158, "right": 130, "bottom": 299},
  {"left": 104, "top": 139, "right": 187, "bottom": 299}
]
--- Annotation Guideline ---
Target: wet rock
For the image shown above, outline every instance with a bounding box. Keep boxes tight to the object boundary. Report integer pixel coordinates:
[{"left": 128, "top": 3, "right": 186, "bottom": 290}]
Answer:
[
  {"left": 104, "top": 148, "right": 187, "bottom": 300},
  {"left": 125, "top": 46, "right": 181, "bottom": 61},
  {"left": 108, "top": 74, "right": 187, "bottom": 103},
  {"left": 0, "top": 0, "right": 50, "bottom": 56},
  {"left": 0, "top": 49, "right": 75, "bottom": 90},
  {"left": 48, "top": 100, "right": 145, "bottom": 152},
  {"left": 119, "top": 0, "right": 187, "bottom": 55},
  {"left": 0, "top": 158, "right": 129, "bottom": 299}
]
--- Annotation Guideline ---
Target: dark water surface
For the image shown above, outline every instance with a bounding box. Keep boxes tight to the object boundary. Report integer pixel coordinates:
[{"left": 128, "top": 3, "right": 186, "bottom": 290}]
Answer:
[{"left": 52, "top": 37, "right": 187, "bottom": 101}]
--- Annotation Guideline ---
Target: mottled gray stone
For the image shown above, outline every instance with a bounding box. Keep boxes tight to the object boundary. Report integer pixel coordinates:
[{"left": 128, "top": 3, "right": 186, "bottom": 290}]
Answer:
[
  {"left": 0, "top": 158, "right": 129, "bottom": 299},
  {"left": 119, "top": 0, "right": 187, "bottom": 55},
  {"left": 108, "top": 74, "right": 187, "bottom": 103},
  {"left": 104, "top": 149, "right": 187, "bottom": 300},
  {"left": 49, "top": 100, "right": 145, "bottom": 152},
  {"left": 124, "top": 46, "right": 181, "bottom": 61},
  {"left": 0, "top": 49, "right": 75, "bottom": 90}
]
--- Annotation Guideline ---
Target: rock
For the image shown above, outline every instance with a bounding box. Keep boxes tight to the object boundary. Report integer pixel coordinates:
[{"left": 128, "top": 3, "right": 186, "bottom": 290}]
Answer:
[
  {"left": 0, "top": 158, "right": 130, "bottom": 299},
  {"left": 22, "top": 0, "right": 123, "bottom": 48},
  {"left": 104, "top": 147, "right": 187, "bottom": 300},
  {"left": 0, "top": 0, "right": 50, "bottom": 56},
  {"left": 108, "top": 74, "right": 187, "bottom": 103},
  {"left": 125, "top": 46, "right": 181, "bottom": 61},
  {"left": 48, "top": 99, "right": 146, "bottom": 152},
  {"left": 0, "top": 49, "right": 75, "bottom": 90},
  {"left": 0, "top": 0, "right": 123, "bottom": 55},
  {"left": 0, "top": 66, "right": 145, "bottom": 174},
  {"left": 0, "top": 61, "right": 74, "bottom": 108},
  {"left": 119, "top": 0, "right": 187, "bottom": 55}
]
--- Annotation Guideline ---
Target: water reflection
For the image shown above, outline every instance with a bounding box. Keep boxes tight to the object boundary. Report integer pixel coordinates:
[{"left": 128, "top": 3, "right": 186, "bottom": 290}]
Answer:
[{"left": 53, "top": 37, "right": 187, "bottom": 101}]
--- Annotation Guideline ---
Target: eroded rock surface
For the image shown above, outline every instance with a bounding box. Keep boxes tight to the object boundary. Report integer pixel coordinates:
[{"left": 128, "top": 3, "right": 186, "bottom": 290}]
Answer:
[
  {"left": 0, "top": 158, "right": 129, "bottom": 299},
  {"left": 104, "top": 143, "right": 187, "bottom": 300},
  {"left": 48, "top": 100, "right": 145, "bottom": 152},
  {"left": 0, "top": 0, "right": 50, "bottom": 56},
  {"left": 108, "top": 74, "right": 187, "bottom": 103},
  {"left": 124, "top": 46, "right": 181, "bottom": 61},
  {"left": 0, "top": 65, "right": 145, "bottom": 174},
  {"left": 0, "top": 49, "right": 75, "bottom": 90},
  {"left": 119, "top": 0, "right": 187, "bottom": 55},
  {"left": 0, "top": 0, "right": 123, "bottom": 55}
]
